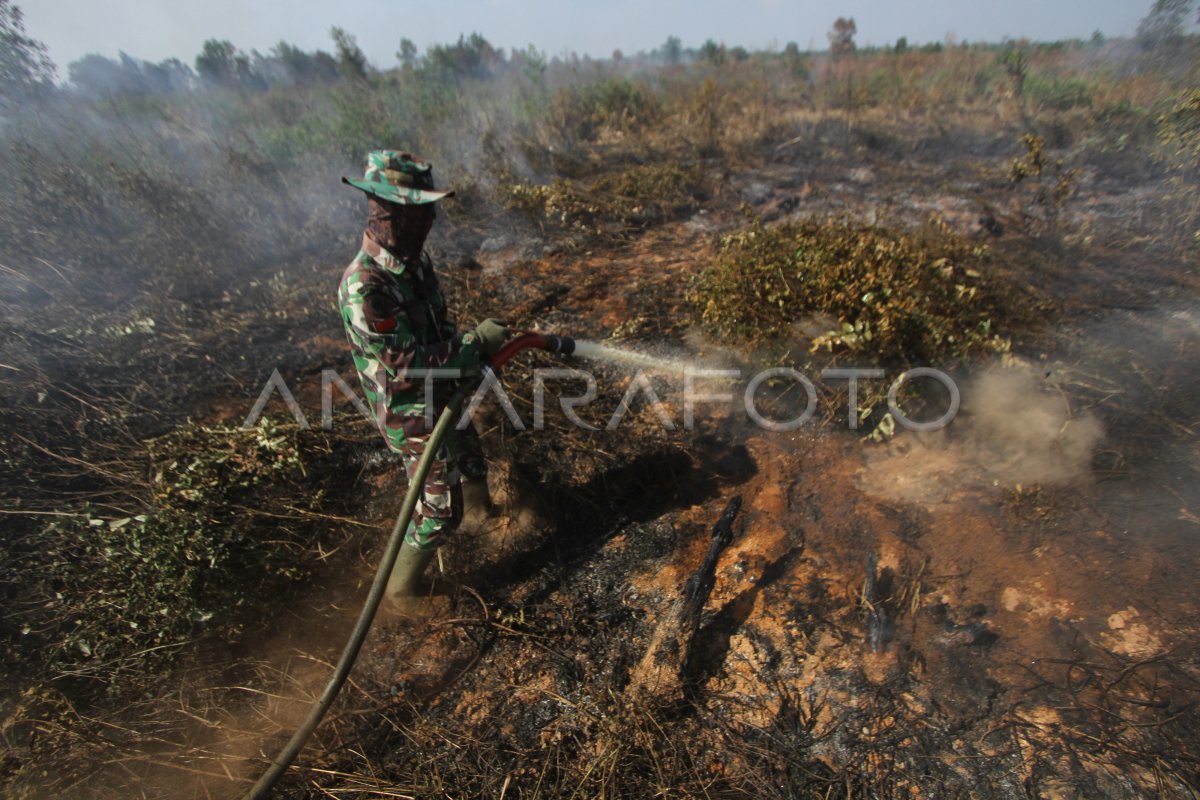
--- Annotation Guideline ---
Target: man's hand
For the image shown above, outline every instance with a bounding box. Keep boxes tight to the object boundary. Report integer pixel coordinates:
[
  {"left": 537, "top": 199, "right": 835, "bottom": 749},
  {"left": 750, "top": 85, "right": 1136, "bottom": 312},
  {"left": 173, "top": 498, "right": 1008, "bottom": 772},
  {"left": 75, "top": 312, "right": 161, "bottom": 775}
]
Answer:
[{"left": 472, "top": 319, "right": 510, "bottom": 356}]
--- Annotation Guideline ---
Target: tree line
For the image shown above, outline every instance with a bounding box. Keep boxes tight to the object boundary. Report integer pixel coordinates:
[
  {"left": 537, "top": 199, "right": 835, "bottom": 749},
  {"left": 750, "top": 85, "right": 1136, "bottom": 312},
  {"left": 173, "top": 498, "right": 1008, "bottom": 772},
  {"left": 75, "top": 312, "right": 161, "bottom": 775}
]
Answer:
[{"left": 1, "top": 0, "right": 1197, "bottom": 107}]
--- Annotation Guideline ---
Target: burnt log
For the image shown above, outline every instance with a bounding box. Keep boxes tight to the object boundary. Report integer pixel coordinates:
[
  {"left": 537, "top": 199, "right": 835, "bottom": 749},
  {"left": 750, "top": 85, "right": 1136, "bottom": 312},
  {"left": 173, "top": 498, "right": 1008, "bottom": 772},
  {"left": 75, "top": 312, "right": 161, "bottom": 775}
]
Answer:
[{"left": 628, "top": 495, "right": 742, "bottom": 701}]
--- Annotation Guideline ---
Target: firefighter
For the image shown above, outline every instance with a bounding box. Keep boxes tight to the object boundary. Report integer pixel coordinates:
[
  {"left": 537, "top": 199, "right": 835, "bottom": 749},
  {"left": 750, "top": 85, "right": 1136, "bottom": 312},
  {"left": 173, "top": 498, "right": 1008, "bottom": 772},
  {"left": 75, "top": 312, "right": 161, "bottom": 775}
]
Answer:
[{"left": 338, "top": 150, "right": 507, "bottom": 606}]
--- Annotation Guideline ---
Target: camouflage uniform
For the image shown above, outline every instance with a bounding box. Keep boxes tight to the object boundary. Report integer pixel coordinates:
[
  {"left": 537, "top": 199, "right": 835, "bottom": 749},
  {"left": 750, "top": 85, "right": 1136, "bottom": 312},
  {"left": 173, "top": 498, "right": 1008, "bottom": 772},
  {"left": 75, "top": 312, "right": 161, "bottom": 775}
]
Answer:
[{"left": 339, "top": 152, "right": 484, "bottom": 552}]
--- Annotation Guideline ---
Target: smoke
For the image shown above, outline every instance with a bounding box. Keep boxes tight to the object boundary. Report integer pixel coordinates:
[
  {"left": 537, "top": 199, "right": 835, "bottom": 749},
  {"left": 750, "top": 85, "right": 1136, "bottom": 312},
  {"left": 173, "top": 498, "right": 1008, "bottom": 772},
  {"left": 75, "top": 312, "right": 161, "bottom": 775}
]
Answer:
[
  {"left": 964, "top": 364, "right": 1104, "bottom": 486},
  {"left": 858, "top": 362, "right": 1104, "bottom": 505}
]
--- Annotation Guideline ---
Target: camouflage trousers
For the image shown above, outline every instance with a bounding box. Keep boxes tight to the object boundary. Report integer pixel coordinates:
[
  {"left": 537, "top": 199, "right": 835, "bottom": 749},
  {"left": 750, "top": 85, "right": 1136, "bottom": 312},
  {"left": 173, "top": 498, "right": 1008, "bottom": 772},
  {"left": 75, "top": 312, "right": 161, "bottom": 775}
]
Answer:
[{"left": 399, "top": 422, "right": 486, "bottom": 551}]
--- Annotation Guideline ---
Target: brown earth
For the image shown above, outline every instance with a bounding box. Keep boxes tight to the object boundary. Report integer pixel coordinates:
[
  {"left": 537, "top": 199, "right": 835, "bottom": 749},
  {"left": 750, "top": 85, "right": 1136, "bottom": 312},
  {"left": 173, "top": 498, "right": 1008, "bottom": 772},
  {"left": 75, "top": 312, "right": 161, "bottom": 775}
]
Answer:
[{"left": 18, "top": 133, "right": 1199, "bottom": 798}]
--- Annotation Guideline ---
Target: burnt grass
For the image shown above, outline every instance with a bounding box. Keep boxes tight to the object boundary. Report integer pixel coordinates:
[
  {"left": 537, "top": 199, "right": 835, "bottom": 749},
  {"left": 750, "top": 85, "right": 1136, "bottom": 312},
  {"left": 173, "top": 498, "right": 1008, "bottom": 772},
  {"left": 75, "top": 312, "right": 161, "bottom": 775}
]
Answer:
[
  {"left": 263, "top": 139, "right": 1199, "bottom": 797},
  {"left": 3, "top": 53, "right": 1200, "bottom": 798}
]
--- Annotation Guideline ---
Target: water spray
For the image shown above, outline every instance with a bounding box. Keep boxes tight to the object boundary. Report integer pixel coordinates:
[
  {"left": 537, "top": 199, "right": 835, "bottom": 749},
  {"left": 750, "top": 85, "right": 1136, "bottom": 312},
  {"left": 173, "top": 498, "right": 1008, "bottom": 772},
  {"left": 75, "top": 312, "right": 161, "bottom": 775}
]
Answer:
[
  {"left": 496, "top": 332, "right": 695, "bottom": 373},
  {"left": 571, "top": 339, "right": 695, "bottom": 373}
]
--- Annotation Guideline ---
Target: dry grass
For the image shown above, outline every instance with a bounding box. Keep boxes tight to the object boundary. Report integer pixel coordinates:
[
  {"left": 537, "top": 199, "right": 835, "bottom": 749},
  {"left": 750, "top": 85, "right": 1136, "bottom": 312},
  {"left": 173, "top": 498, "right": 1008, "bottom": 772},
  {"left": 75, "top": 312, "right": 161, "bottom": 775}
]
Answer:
[{"left": 2, "top": 31, "right": 1199, "bottom": 800}]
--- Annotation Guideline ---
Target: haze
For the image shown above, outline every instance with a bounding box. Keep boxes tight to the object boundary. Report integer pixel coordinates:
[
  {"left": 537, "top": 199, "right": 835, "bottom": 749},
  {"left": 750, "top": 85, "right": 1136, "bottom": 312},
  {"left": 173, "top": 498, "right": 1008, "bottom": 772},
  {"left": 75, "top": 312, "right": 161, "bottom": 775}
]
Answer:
[{"left": 26, "top": 0, "right": 1146, "bottom": 74}]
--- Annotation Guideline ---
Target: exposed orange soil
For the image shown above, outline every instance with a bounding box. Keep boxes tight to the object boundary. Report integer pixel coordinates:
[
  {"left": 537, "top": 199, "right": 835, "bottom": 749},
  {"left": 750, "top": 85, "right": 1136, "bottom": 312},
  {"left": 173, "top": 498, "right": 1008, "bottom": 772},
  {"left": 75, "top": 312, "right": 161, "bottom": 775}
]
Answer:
[{"left": 106, "top": 152, "right": 1200, "bottom": 798}]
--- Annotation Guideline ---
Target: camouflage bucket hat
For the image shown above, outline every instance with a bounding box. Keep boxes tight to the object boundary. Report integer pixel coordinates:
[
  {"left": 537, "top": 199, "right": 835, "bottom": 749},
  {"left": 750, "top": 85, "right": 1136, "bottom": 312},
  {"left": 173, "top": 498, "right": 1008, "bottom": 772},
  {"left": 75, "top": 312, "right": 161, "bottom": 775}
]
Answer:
[{"left": 341, "top": 150, "right": 455, "bottom": 205}]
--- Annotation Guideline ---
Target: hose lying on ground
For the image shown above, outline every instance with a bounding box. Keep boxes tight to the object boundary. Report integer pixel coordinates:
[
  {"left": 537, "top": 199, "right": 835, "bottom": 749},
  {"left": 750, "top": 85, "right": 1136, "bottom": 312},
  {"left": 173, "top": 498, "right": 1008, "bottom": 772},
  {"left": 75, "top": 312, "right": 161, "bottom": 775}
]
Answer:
[{"left": 244, "top": 380, "right": 476, "bottom": 800}]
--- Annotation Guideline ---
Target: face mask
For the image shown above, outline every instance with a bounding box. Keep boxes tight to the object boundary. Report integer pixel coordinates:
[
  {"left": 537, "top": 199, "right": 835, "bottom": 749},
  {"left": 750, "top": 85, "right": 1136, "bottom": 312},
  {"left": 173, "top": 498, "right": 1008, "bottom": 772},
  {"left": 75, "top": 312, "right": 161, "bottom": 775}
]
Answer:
[{"left": 367, "top": 197, "right": 436, "bottom": 262}]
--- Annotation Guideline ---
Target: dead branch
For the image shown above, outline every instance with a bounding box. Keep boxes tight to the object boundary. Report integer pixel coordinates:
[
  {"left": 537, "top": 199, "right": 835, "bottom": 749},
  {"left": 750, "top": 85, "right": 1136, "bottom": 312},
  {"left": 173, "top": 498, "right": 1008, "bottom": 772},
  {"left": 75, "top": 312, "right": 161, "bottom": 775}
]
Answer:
[{"left": 626, "top": 495, "right": 742, "bottom": 702}]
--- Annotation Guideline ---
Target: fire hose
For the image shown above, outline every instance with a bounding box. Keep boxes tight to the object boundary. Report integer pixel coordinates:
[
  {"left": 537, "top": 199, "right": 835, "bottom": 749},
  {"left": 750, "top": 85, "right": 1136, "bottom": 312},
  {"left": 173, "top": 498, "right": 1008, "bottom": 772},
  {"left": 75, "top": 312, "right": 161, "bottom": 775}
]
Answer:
[{"left": 245, "top": 332, "right": 574, "bottom": 799}]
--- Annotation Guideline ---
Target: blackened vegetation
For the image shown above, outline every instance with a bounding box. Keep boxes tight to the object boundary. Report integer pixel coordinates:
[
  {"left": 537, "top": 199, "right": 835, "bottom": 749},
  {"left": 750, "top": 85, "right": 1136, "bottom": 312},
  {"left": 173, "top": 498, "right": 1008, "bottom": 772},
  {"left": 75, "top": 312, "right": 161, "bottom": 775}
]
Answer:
[
  {"left": 0, "top": 238, "right": 363, "bottom": 682},
  {"left": 678, "top": 496, "right": 743, "bottom": 673},
  {"left": 1011, "top": 639, "right": 1200, "bottom": 796},
  {"left": 3, "top": 15, "right": 1200, "bottom": 800}
]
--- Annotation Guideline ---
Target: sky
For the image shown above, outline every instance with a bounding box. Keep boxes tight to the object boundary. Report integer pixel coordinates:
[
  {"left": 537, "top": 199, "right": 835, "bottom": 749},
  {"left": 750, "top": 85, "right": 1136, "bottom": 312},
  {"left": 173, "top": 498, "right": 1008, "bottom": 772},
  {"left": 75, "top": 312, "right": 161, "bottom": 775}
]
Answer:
[{"left": 24, "top": 0, "right": 1150, "bottom": 74}]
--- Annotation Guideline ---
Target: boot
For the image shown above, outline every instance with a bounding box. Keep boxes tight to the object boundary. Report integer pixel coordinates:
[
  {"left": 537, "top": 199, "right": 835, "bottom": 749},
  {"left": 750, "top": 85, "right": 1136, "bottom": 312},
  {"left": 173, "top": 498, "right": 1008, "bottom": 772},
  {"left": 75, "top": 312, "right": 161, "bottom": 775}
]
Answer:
[
  {"left": 384, "top": 543, "right": 453, "bottom": 620},
  {"left": 386, "top": 541, "right": 436, "bottom": 601},
  {"left": 458, "top": 478, "right": 495, "bottom": 537}
]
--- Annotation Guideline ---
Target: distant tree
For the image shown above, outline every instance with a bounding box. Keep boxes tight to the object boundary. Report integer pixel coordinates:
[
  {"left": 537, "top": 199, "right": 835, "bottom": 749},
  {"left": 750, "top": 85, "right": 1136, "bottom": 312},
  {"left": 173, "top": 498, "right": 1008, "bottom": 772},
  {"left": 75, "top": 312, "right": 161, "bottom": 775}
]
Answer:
[
  {"left": 0, "top": 0, "right": 55, "bottom": 105},
  {"left": 312, "top": 51, "right": 338, "bottom": 80},
  {"left": 1090, "top": 30, "right": 1106, "bottom": 46},
  {"left": 143, "top": 57, "right": 193, "bottom": 93},
  {"left": 271, "top": 41, "right": 338, "bottom": 84},
  {"left": 196, "top": 38, "right": 237, "bottom": 85},
  {"left": 425, "top": 33, "right": 503, "bottom": 81},
  {"left": 828, "top": 17, "right": 857, "bottom": 57},
  {"left": 519, "top": 43, "right": 545, "bottom": 82},
  {"left": 330, "top": 26, "right": 369, "bottom": 80},
  {"left": 71, "top": 52, "right": 192, "bottom": 95},
  {"left": 729, "top": 45, "right": 750, "bottom": 63},
  {"left": 116, "top": 53, "right": 150, "bottom": 95},
  {"left": 396, "top": 37, "right": 418, "bottom": 69},
  {"left": 661, "top": 35, "right": 682, "bottom": 65},
  {"left": 894, "top": 36, "right": 908, "bottom": 53},
  {"left": 271, "top": 41, "right": 303, "bottom": 83},
  {"left": 68, "top": 53, "right": 124, "bottom": 94},
  {"left": 699, "top": 38, "right": 725, "bottom": 65},
  {"left": 1136, "top": 0, "right": 1194, "bottom": 48},
  {"left": 249, "top": 48, "right": 286, "bottom": 85},
  {"left": 195, "top": 38, "right": 264, "bottom": 90},
  {"left": 783, "top": 41, "right": 807, "bottom": 78},
  {"left": 468, "top": 32, "right": 504, "bottom": 72},
  {"left": 236, "top": 56, "right": 266, "bottom": 90},
  {"left": 612, "top": 48, "right": 623, "bottom": 63}
]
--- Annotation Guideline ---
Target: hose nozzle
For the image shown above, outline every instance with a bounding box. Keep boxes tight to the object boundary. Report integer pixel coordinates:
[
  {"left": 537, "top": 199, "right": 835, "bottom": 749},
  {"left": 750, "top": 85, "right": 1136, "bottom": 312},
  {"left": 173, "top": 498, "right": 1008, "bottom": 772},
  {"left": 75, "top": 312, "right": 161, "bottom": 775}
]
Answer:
[{"left": 540, "top": 334, "right": 576, "bottom": 356}]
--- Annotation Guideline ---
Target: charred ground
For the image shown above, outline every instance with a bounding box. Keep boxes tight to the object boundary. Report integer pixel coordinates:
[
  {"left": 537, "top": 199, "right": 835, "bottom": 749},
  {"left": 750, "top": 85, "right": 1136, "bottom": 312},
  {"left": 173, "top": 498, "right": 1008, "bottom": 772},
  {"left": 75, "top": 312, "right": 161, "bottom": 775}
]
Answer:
[{"left": 1, "top": 33, "right": 1199, "bottom": 799}]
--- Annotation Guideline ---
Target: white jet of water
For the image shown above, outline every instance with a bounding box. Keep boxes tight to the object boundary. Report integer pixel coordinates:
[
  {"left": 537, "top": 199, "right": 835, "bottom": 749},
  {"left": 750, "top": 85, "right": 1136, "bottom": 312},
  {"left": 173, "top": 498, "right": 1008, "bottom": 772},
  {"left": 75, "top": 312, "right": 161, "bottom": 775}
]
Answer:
[{"left": 571, "top": 339, "right": 691, "bottom": 372}]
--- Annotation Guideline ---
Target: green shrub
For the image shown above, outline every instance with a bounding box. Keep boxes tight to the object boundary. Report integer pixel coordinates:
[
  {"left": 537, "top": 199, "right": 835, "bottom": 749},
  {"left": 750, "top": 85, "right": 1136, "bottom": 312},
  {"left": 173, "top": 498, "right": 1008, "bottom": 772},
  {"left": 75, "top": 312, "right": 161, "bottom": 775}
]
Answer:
[
  {"left": 1159, "top": 87, "right": 1200, "bottom": 167},
  {"left": 865, "top": 68, "right": 905, "bottom": 106},
  {"left": 551, "top": 76, "right": 660, "bottom": 142},
  {"left": 692, "top": 216, "right": 1014, "bottom": 362},
  {"left": 1155, "top": 87, "right": 1200, "bottom": 244},
  {"left": 1025, "top": 74, "right": 1092, "bottom": 110},
  {"left": 590, "top": 161, "right": 708, "bottom": 215},
  {"left": 998, "top": 46, "right": 1028, "bottom": 96},
  {"left": 2, "top": 418, "right": 349, "bottom": 692}
]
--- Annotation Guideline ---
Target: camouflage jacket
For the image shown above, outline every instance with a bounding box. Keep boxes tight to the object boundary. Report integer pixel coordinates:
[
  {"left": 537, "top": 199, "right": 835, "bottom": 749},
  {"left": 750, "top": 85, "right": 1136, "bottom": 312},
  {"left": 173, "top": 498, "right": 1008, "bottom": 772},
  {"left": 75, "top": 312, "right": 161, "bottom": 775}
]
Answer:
[{"left": 338, "top": 232, "right": 481, "bottom": 449}]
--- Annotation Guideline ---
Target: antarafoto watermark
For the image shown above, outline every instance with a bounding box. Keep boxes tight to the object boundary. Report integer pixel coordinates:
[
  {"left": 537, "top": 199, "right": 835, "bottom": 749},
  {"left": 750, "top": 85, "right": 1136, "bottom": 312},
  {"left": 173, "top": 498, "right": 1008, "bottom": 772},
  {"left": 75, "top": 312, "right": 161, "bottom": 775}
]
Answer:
[{"left": 242, "top": 367, "right": 960, "bottom": 433}]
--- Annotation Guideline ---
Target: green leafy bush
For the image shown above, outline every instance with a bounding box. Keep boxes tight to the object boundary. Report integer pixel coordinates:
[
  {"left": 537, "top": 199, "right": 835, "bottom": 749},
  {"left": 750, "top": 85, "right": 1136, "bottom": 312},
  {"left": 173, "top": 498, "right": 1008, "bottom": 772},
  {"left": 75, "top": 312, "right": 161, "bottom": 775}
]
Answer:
[
  {"left": 590, "top": 161, "right": 708, "bottom": 216},
  {"left": 692, "top": 216, "right": 1015, "bottom": 362},
  {"left": 3, "top": 418, "right": 349, "bottom": 692}
]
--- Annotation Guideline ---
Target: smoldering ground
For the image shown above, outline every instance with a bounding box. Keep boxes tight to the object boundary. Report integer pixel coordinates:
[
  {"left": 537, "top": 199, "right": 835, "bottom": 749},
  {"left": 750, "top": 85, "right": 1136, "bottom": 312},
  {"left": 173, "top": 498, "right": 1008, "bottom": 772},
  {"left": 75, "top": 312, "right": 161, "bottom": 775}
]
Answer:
[
  {"left": 860, "top": 362, "right": 1105, "bottom": 505},
  {"left": 3, "top": 22, "right": 1200, "bottom": 800}
]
